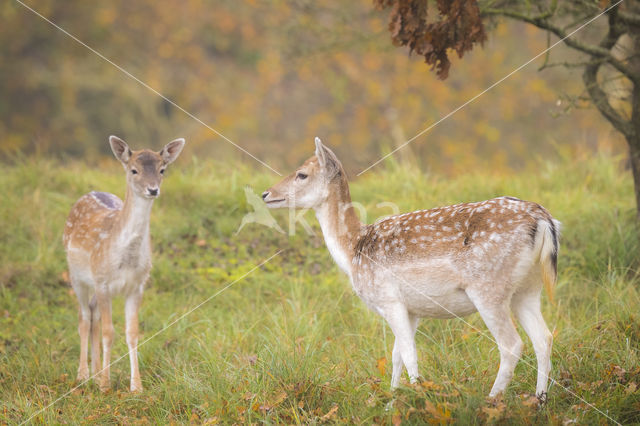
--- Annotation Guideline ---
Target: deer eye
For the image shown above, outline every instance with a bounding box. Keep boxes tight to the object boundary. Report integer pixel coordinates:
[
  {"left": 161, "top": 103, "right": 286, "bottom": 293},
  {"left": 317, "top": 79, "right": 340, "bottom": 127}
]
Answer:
[
  {"left": 296, "top": 172, "right": 308, "bottom": 180},
  {"left": 160, "top": 168, "right": 165, "bottom": 175},
  {"left": 131, "top": 169, "right": 138, "bottom": 175}
]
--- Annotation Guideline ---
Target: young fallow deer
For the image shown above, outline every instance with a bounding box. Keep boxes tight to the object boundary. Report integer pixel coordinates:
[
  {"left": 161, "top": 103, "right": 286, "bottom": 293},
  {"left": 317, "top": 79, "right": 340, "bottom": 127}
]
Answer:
[
  {"left": 263, "top": 138, "right": 560, "bottom": 402},
  {"left": 63, "top": 136, "right": 185, "bottom": 392}
]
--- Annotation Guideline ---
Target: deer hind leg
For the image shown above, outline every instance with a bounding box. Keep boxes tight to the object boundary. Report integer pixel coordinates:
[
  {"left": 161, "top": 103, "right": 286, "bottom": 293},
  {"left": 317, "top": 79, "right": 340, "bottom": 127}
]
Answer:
[
  {"left": 125, "top": 291, "right": 143, "bottom": 392},
  {"left": 72, "top": 282, "right": 91, "bottom": 382},
  {"left": 96, "top": 291, "right": 114, "bottom": 392},
  {"left": 467, "top": 287, "right": 523, "bottom": 398},
  {"left": 89, "top": 295, "right": 101, "bottom": 376},
  {"left": 386, "top": 304, "right": 420, "bottom": 388},
  {"left": 511, "top": 288, "right": 553, "bottom": 402}
]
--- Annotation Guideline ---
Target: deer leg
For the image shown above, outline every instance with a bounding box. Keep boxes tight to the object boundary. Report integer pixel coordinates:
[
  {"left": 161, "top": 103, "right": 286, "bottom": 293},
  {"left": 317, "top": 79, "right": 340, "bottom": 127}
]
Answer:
[
  {"left": 467, "top": 288, "right": 523, "bottom": 398},
  {"left": 125, "top": 291, "right": 143, "bottom": 392},
  {"left": 96, "top": 291, "right": 114, "bottom": 392},
  {"left": 72, "top": 282, "right": 91, "bottom": 382},
  {"left": 89, "top": 295, "right": 101, "bottom": 376},
  {"left": 512, "top": 289, "right": 553, "bottom": 402},
  {"left": 390, "top": 314, "right": 419, "bottom": 388},
  {"left": 385, "top": 304, "right": 419, "bottom": 388}
]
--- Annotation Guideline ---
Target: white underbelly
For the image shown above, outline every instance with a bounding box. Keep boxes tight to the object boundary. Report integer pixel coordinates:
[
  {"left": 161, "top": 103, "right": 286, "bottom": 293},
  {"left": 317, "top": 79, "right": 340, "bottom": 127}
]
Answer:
[
  {"left": 356, "top": 259, "right": 478, "bottom": 319},
  {"left": 401, "top": 285, "right": 477, "bottom": 318}
]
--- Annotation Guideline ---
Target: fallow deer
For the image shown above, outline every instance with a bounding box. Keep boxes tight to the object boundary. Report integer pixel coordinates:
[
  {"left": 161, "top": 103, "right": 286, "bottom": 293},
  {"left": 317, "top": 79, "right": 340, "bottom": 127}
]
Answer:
[
  {"left": 263, "top": 137, "right": 560, "bottom": 401},
  {"left": 63, "top": 136, "right": 185, "bottom": 392}
]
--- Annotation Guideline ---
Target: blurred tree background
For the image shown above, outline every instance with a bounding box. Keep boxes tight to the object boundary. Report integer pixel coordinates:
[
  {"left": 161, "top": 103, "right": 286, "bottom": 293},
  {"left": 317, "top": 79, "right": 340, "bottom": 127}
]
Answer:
[{"left": 0, "top": 0, "right": 626, "bottom": 175}]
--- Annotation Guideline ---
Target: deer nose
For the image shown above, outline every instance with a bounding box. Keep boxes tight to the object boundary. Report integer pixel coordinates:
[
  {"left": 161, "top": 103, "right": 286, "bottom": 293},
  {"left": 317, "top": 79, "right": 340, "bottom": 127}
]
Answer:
[
  {"left": 262, "top": 191, "right": 270, "bottom": 200},
  {"left": 148, "top": 187, "right": 159, "bottom": 196}
]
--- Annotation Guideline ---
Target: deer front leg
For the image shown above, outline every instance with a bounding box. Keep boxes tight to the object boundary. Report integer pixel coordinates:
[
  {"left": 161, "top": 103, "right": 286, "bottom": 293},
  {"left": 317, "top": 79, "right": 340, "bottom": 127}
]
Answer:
[
  {"left": 390, "top": 314, "right": 420, "bottom": 388},
  {"left": 125, "top": 291, "right": 143, "bottom": 392},
  {"left": 385, "top": 304, "right": 420, "bottom": 388},
  {"left": 96, "top": 291, "right": 114, "bottom": 392}
]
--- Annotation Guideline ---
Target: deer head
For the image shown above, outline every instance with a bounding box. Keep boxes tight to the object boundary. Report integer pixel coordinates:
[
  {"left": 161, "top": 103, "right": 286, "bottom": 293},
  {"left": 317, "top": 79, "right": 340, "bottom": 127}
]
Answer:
[
  {"left": 262, "top": 137, "right": 343, "bottom": 209},
  {"left": 109, "top": 136, "right": 185, "bottom": 199}
]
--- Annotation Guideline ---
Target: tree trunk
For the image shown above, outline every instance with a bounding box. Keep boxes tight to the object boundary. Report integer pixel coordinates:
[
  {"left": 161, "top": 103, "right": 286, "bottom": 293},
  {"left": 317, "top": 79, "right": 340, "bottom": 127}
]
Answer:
[
  {"left": 629, "top": 81, "right": 640, "bottom": 221},
  {"left": 627, "top": 136, "right": 640, "bottom": 221},
  {"left": 629, "top": 13, "right": 640, "bottom": 221}
]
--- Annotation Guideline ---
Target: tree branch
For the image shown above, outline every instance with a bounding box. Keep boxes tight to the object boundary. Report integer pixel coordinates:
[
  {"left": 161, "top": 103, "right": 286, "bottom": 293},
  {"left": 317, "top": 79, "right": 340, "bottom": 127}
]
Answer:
[
  {"left": 538, "top": 58, "right": 606, "bottom": 71},
  {"left": 583, "top": 57, "right": 634, "bottom": 137},
  {"left": 482, "top": 6, "right": 637, "bottom": 80},
  {"left": 618, "top": 9, "right": 640, "bottom": 26}
]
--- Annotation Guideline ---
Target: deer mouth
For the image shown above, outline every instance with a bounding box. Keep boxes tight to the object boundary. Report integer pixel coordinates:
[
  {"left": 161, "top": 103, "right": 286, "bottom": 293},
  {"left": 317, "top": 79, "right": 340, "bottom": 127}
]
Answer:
[{"left": 265, "top": 198, "right": 285, "bottom": 204}]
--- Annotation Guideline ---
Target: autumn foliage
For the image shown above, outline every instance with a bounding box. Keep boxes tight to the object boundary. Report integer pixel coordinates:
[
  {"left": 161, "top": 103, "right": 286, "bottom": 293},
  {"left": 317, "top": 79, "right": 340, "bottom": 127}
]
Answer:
[
  {"left": 0, "top": 1, "right": 625, "bottom": 176},
  {"left": 374, "top": 0, "right": 487, "bottom": 79}
]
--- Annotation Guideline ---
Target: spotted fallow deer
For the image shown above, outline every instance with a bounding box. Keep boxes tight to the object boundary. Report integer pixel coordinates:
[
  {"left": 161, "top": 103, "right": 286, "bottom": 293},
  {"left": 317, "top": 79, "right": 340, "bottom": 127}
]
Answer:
[
  {"left": 63, "top": 136, "right": 185, "bottom": 392},
  {"left": 263, "top": 137, "right": 560, "bottom": 402}
]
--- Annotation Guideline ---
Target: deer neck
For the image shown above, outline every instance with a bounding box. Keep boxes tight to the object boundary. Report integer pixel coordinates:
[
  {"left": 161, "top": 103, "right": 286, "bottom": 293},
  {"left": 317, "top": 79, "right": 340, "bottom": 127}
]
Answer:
[
  {"left": 115, "top": 186, "right": 154, "bottom": 247},
  {"left": 314, "top": 177, "right": 362, "bottom": 277}
]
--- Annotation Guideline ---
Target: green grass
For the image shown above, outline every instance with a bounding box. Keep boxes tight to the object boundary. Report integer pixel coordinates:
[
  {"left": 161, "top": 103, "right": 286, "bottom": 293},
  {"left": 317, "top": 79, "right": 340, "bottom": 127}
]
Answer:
[{"left": 1, "top": 153, "right": 639, "bottom": 424}]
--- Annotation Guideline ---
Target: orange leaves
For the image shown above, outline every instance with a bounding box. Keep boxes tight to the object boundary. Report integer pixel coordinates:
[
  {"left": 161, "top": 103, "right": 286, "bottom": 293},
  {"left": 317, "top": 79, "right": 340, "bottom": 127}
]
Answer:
[
  {"left": 479, "top": 397, "right": 506, "bottom": 422},
  {"left": 423, "top": 400, "right": 452, "bottom": 424},
  {"left": 320, "top": 403, "right": 339, "bottom": 422},
  {"left": 374, "top": 0, "right": 487, "bottom": 79},
  {"left": 377, "top": 357, "right": 388, "bottom": 377},
  {"left": 417, "top": 380, "right": 443, "bottom": 392}
]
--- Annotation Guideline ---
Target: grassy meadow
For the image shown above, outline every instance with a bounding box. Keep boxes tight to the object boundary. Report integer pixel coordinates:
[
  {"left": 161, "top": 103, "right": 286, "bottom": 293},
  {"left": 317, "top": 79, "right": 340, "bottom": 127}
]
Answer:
[{"left": 0, "top": 153, "right": 639, "bottom": 424}]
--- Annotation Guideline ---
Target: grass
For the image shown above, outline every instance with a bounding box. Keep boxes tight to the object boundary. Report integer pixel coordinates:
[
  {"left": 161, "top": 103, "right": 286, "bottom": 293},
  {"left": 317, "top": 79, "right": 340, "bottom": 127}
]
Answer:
[{"left": 0, "top": 152, "right": 639, "bottom": 424}]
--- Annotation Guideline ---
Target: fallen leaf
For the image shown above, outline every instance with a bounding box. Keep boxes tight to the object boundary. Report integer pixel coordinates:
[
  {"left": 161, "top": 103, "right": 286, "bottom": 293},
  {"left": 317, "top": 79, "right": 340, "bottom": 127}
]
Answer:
[
  {"left": 391, "top": 412, "right": 402, "bottom": 426},
  {"left": 196, "top": 239, "right": 207, "bottom": 247},
  {"left": 376, "top": 357, "right": 387, "bottom": 377},
  {"left": 626, "top": 381, "right": 637, "bottom": 395},
  {"left": 480, "top": 398, "right": 506, "bottom": 422},
  {"left": 258, "top": 391, "right": 287, "bottom": 413},
  {"left": 424, "top": 400, "right": 452, "bottom": 423},
  {"left": 321, "top": 404, "right": 338, "bottom": 422},
  {"left": 520, "top": 394, "right": 540, "bottom": 409},
  {"left": 419, "top": 380, "right": 443, "bottom": 391}
]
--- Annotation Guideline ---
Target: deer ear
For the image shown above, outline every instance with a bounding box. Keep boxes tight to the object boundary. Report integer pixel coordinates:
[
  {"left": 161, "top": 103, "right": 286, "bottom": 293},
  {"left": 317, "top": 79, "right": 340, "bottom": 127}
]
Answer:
[
  {"left": 315, "top": 137, "right": 327, "bottom": 168},
  {"left": 314, "top": 137, "right": 342, "bottom": 179},
  {"left": 109, "top": 135, "right": 131, "bottom": 164},
  {"left": 160, "top": 138, "right": 185, "bottom": 165}
]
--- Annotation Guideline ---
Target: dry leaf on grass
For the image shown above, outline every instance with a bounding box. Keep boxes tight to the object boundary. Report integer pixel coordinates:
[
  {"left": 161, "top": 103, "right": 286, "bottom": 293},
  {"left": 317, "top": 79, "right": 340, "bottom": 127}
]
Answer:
[
  {"left": 320, "top": 404, "right": 338, "bottom": 422},
  {"left": 480, "top": 398, "right": 506, "bottom": 422},
  {"left": 424, "top": 400, "right": 452, "bottom": 424},
  {"left": 392, "top": 412, "right": 402, "bottom": 426},
  {"left": 377, "top": 357, "right": 387, "bottom": 377}
]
